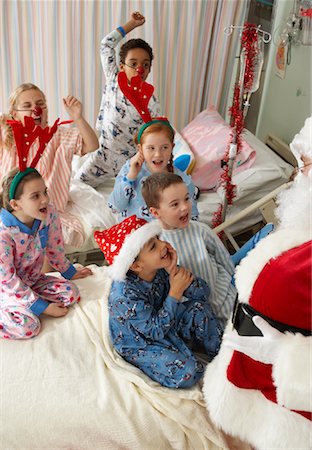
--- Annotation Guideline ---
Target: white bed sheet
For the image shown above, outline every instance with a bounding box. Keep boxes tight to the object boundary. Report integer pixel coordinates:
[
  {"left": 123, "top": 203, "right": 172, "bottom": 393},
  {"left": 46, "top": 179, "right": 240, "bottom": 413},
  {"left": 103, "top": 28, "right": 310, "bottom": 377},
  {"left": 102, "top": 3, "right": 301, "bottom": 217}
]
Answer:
[
  {"left": 197, "top": 129, "right": 293, "bottom": 232},
  {"left": 65, "top": 130, "right": 293, "bottom": 254},
  {"left": 0, "top": 265, "right": 250, "bottom": 450}
]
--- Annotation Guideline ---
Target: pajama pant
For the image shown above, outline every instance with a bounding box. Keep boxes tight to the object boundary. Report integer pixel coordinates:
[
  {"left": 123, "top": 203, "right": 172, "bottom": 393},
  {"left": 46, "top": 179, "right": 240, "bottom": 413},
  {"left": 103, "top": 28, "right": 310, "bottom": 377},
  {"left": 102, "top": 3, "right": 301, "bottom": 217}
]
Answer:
[
  {"left": 0, "top": 274, "right": 80, "bottom": 340},
  {"left": 76, "top": 146, "right": 131, "bottom": 188},
  {"left": 123, "top": 298, "right": 222, "bottom": 389}
]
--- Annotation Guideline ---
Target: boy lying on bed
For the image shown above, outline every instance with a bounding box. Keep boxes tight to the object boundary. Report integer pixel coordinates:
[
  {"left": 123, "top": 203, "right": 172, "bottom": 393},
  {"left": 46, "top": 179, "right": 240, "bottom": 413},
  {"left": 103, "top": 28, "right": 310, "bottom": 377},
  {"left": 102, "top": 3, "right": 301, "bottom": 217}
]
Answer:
[{"left": 94, "top": 215, "right": 222, "bottom": 388}]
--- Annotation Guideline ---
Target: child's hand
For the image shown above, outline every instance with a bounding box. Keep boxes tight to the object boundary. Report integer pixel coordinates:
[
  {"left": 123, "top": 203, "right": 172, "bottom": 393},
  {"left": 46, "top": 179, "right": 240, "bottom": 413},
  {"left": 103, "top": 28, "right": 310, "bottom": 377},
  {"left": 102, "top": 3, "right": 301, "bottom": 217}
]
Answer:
[
  {"left": 63, "top": 95, "right": 83, "bottom": 121},
  {"left": 169, "top": 267, "right": 194, "bottom": 301},
  {"left": 72, "top": 267, "right": 93, "bottom": 279},
  {"left": 165, "top": 243, "right": 178, "bottom": 274},
  {"left": 127, "top": 150, "right": 144, "bottom": 180},
  {"left": 43, "top": 303, "right": 69, "bottom": 317},
  {"left": 130, "top": 11, "right": 145, "bottom": 27}
]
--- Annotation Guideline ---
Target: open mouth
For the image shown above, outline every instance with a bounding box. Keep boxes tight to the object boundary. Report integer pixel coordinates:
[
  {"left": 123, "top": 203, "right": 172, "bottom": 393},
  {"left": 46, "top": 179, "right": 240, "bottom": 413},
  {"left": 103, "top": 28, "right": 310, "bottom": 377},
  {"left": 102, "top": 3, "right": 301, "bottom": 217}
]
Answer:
[
  {"left": 39, "top": 207, "right": 47, "bottom": 214},
  {"left": 161, "top": 248, "right": 169, "bottom": 259},
  {"left": 152, "top": 160, "right": 164, "bottom": 167},
  {"left": 179, "top": 214, "right": 189, "bottom": 224},
  {"left": 33, "top": 116, "right": 42, "bottom": 126}
]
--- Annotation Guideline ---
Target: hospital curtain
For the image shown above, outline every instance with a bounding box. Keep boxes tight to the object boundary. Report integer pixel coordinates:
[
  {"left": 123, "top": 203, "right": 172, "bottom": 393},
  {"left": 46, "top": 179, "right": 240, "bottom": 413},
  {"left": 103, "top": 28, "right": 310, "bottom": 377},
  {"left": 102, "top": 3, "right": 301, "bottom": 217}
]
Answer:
[{"left": 0, "top": 0, "right": 248, "bottom": 131}]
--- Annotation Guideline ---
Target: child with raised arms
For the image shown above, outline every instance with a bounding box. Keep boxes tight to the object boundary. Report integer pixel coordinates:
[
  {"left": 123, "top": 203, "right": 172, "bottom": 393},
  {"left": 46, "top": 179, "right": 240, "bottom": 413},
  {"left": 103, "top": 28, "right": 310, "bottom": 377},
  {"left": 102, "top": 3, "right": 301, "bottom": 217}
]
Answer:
[
  {"left": 0, "top": 167, "right": 92, "bottom": 340},
  {"left": 77, "top": 11, "right": 161, "bottom": 187},
  {"left": 94, "top": 215, "right": 221, "bottom": 388},
  {"left": 107, "top": 119, "right": 198, "bottom": 221}
]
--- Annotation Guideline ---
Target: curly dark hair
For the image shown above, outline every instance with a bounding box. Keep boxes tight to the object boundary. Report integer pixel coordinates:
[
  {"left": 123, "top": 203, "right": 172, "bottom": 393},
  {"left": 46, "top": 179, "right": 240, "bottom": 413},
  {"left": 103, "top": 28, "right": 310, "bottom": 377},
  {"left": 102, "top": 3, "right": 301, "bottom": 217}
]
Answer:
[{"left": 119, "top": 38, "right": 154, "bottom": 65}]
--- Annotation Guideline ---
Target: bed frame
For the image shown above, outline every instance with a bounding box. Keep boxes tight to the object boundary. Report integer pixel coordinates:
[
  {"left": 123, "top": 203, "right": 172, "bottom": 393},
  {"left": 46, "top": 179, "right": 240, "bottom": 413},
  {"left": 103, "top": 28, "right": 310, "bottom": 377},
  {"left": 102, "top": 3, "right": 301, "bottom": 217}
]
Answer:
[
  {"left": 214, "top": 181, "right": 292, "bottom": 250},
  {"left": 265, "top": 133, "right": 297, "bottom": 167}
]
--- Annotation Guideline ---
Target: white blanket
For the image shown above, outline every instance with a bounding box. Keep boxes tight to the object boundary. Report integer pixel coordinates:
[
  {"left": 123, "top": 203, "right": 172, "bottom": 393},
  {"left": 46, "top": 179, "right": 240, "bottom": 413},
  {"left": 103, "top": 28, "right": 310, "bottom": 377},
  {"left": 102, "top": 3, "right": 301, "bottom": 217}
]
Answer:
[{"left": 1, "top": 266, "right": 250, "bottom": 450}]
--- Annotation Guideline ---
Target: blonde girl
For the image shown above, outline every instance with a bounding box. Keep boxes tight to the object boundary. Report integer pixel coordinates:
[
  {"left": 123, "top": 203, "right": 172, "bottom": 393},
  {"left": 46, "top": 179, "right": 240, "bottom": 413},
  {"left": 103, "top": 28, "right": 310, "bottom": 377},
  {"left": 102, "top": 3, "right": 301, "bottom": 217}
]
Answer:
[
  {"left": 0, "top": 83, "right": 99, "bottom": 247},
  {"left": 0, "top": 168, "right": 92, "bottom": 340},
  {"left": 108, "top": 119, "right": 198, "bottom": 222}
]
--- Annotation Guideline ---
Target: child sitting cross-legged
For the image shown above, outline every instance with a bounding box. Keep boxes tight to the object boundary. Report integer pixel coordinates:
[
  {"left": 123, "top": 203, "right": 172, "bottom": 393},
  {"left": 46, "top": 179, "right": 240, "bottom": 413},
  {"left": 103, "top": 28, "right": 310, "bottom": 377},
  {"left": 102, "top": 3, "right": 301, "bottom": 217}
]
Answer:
[
  {"left": 141, "top": 173, "right": 237, "bottom": 329},
  {"left": 94, "top": 215, "right": 222, "bottom": 388},
  {"left": 0, "top": 167, "right": 92, "bottom": 340}
]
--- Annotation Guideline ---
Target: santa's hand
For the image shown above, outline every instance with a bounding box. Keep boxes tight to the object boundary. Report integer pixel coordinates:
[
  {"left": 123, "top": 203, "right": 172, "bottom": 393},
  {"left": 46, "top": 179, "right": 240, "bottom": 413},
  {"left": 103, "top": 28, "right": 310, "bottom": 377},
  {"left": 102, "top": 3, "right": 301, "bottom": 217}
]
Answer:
[{"left": 223, "top": 316, "right": 283, "bottom": 364}]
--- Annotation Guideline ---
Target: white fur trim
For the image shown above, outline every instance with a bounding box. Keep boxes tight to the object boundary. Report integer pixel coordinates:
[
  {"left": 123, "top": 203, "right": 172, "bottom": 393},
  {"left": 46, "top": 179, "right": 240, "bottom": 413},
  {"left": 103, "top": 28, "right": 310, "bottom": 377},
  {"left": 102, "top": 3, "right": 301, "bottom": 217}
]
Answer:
[
  {"left": 203, "top": 325, "right": 311, "bottom": 449},
  {"left": 273, "top": 333, "right": 312, "bottom": 412},
  {"left": 108, "top": 220, "right": 162, "bottom": 281},
  {"left": 290, "top": 116, "right": 312, "bottom": 162},
  {"left": 235, "top": 228, "right": 312, "bottom": 304}
]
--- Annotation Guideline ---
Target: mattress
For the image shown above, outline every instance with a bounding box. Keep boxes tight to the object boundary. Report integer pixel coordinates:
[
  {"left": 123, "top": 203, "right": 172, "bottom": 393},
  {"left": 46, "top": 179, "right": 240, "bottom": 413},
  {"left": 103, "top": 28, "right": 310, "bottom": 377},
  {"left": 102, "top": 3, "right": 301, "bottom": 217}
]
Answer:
[
  {"left": 0, "top": 265, "right": 251, "bottom": 450},
  {"left": 65, "top": 130, "right": 293, "bottom": 256}
]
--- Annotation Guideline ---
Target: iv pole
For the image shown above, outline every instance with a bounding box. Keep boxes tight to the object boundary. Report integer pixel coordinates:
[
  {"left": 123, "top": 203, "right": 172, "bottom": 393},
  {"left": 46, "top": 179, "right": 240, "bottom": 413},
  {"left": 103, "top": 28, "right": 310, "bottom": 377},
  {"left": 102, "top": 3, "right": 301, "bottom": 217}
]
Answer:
[{"left": 220, "top": 24, "right": 271, "bottom": 224}]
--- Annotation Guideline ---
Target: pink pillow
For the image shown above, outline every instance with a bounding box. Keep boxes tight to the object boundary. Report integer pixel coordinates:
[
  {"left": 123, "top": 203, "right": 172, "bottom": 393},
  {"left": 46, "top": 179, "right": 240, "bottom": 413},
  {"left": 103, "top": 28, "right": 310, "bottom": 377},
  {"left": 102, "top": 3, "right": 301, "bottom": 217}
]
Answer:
[{"left": 181, "top": 106, "right": 256, "bottom": 191}]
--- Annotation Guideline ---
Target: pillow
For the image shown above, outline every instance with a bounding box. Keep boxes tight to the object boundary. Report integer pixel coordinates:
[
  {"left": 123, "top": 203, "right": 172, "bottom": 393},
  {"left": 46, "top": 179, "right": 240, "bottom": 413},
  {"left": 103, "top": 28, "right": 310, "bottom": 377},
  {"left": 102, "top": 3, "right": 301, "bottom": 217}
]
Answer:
[
  {"left": 181, "top": 106, "right": 256, "bottom": 191},
  {"left": 172, "top": 129, "right": 195, "bottom": 174}
]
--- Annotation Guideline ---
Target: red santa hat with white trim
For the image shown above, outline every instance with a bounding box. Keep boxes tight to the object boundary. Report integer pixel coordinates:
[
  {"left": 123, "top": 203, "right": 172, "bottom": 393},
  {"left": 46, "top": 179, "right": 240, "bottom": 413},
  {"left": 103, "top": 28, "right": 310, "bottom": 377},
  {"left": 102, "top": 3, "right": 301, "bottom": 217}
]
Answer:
[{"left": 94, "top": 215, "right": 162, "bottom": 281}]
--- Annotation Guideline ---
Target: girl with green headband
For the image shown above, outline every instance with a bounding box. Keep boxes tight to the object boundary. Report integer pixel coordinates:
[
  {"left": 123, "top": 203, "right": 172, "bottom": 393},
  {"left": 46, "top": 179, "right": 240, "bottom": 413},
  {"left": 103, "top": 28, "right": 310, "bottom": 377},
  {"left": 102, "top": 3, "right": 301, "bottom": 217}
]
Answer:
[
  {"left": 108, "top": 120, "right": 199, "bottom": 222},
  {"left": 0, "top": 167, "right": 92, "bottom": 340}
]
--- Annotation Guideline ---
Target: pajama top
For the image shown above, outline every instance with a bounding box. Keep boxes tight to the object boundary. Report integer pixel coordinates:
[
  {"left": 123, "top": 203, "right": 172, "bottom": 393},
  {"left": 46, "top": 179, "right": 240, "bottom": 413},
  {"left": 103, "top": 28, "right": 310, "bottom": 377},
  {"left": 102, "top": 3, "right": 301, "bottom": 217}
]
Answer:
[
  {"left": 0, "top": 205, "right": 76, "bottom": 312},
  {"left": 108, "top": 160, "right": 199, "bottom": 221},
  {"left": 161, "top": 221, "right": 237, "bottom": 327},
  {"left": 96, "top": 29, "right": 160, "bottom": 164},
  {"left": 76, "top": 29, "right": 160, "bottom": 186},
  {"left": 109, "top": 268, "right": 218, "bottom": 355},
  {"left": 0, "top": 124, "right": 85, "bottom": 247}
]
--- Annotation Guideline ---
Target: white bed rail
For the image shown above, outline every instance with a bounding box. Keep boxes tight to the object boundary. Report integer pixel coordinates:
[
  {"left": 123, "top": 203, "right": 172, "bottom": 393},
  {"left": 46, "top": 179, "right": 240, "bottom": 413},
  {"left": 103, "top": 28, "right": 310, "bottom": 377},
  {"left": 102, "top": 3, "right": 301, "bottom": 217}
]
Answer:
[{"left": 213, "top": 182, "right": 292, "bottom": 249}]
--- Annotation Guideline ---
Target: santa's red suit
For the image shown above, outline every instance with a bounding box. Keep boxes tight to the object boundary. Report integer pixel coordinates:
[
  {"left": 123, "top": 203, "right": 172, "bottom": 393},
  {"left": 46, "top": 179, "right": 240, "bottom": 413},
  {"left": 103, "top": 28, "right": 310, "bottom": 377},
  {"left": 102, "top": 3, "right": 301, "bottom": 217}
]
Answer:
[{"left": 203, "top": 227, "right": 311, "bottom": 449}]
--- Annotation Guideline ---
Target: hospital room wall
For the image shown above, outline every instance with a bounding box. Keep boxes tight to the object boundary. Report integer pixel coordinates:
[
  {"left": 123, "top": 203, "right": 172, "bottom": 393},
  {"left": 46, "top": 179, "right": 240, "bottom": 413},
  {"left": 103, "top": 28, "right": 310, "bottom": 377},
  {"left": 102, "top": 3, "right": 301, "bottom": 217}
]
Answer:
[{"left": 256, "top": 0, "right": 312, "bottom": 144}]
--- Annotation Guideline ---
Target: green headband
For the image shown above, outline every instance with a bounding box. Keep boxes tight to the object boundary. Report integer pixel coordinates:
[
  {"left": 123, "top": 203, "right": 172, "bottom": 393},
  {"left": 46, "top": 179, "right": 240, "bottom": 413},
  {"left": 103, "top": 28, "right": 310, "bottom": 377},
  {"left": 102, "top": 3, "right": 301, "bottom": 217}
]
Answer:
[
  {"left": 9, "top": 167, "right": 39, "bottom": 200},
  {"left": 137, "top": 119, "right": 174, "bottom": 144}
]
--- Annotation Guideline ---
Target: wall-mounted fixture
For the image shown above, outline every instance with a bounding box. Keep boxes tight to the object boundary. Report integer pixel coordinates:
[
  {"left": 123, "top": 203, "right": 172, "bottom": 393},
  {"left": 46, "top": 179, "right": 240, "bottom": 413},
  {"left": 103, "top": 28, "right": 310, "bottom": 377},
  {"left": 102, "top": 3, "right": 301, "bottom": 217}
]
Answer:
[
  {"left": 300, "top": 0, "right": 312, "bottom": 44},
  {"left": 277, "top": 0, "right": 312, "bottom": 58}
]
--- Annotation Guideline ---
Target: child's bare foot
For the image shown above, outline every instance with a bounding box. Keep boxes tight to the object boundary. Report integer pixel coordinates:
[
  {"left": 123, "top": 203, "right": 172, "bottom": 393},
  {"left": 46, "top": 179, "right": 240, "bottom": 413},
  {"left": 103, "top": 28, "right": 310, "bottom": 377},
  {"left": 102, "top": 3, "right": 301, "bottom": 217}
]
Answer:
[{"left": 43, "top": 303, "right": 69, "bottom": 317}]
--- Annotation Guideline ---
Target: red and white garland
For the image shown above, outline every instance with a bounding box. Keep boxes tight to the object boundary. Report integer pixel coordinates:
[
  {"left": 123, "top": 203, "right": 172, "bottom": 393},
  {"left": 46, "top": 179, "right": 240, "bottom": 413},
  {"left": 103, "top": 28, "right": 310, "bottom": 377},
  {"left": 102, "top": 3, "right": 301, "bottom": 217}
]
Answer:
[{"left": 212, "top": 23, "right": 260, "bottom": 228}]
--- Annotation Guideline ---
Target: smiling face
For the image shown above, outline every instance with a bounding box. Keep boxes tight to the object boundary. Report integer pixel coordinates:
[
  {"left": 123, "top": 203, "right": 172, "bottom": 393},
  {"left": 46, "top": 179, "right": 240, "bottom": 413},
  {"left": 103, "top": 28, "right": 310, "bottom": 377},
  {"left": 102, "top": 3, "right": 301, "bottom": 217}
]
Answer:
[
  {"left": 10, "top": 176, "right": 49, "bottom": 227},
  {"left": 120, "top": 47, "right": 151, "bottom": 82},
  {"left": 131, "top": 237, "right": 173, "bottom": 281},
  {"left": 139, "top": 131, "right": 173, "bottom": 174},
  {"left": 11, "top": 88, "right": 48, "bottom": 128},
  {"left": 150, "top": 182, "right": 192, "bottom": 230}
]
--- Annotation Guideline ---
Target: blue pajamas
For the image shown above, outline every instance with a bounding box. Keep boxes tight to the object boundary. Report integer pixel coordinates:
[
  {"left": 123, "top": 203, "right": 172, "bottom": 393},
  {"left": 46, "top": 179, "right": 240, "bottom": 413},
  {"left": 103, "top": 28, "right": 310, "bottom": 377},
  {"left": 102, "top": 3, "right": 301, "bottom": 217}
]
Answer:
[
  {"left": 109, "top": 269, "right": 222, "bottom": 388},
  {"left": 108, "top": 160, "right": 199, "bottom": 222}
]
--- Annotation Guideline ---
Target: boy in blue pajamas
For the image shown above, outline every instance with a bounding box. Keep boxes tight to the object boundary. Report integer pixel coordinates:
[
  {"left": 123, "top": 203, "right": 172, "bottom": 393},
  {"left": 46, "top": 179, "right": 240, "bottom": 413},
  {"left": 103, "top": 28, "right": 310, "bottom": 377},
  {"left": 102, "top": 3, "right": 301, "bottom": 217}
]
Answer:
[{"left": 94, "top": 215, "right": 222, "bottom": 388}]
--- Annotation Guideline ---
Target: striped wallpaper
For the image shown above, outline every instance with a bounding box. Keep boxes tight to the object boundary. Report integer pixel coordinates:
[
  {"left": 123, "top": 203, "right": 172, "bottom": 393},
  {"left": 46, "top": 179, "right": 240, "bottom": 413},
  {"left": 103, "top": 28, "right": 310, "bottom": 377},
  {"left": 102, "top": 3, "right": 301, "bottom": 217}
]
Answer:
[{"left": 0, "top": 0, "right": 248, "bottom": 132}]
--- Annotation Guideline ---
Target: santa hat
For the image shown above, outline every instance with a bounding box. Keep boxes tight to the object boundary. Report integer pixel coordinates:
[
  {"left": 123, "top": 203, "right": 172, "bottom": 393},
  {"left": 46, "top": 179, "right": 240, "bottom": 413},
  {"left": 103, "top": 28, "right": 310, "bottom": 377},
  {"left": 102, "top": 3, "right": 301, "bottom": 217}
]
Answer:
[
  {"left": 94, "top": 215, "right": 162, "bottom": 281},
  {"left": 290, "top": 115, "right": 312, "bottom": 163},
  {"left": 248, "top": 240, "right": 311, "bottom": 331}
]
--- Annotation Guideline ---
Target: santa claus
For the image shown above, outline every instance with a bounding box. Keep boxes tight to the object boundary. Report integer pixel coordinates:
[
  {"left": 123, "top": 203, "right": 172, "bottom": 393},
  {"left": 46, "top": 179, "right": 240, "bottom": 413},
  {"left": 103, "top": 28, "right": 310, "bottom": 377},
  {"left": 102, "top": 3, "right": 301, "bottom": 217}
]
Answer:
[{"left": 203, "top": 116, "right": 312, "bottom": 449}]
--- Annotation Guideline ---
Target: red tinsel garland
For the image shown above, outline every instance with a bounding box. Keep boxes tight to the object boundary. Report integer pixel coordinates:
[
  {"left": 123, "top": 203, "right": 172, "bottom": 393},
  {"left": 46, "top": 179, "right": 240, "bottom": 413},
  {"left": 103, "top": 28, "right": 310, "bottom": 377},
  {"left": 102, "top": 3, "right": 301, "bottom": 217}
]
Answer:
[{"left": 212, "top": 23, "right": 259, "bottom": 229}]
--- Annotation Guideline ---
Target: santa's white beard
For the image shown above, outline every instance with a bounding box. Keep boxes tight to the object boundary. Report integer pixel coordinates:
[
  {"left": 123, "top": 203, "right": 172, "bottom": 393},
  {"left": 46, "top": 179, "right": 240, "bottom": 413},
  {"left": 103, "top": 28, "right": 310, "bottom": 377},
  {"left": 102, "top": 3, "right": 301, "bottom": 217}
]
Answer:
[{"left": 275, "top": 171, "right": 312, "bottom": 230}]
